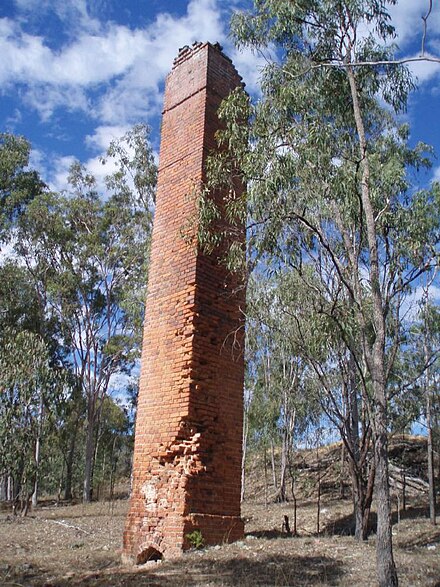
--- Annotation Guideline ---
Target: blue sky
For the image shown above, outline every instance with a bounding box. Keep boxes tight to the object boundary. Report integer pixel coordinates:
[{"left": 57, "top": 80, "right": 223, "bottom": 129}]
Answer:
[
  {"left": 0, "top": 0, "right": 264, "bottom": 190},
  {"left": 1, "top": 0, "right": 439, "bottom": 195}
]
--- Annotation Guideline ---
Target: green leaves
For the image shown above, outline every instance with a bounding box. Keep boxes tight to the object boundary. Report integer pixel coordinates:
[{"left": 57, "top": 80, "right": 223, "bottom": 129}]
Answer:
[
  {"left": 212, "top": 0, "right": 440, "bottom": 440},
  {"left": 100, "top": 123, "right": 157, "bottom": 212},
  {"left": 0, "top": 126, "right": 156, "bottom": 500},
  {"left": 0, "top": 133, "right": 45, "bottom": 239},
  {"left": 0, "top": 328, "right": 64, "bottom": 483}
]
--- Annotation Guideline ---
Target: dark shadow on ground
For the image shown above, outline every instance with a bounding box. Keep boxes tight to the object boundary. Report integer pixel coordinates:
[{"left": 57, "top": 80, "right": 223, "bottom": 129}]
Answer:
[
  {"left": 245, "top": 529, "right": 294, "bottom": 539},
  {"left": 323, "top": 512, "right": 376, "bottom": 537},
  {"left": 324, "top": 504, "right": 440, "bottom": 538},
  {"left": 397, "top": 527, "right": 440, "bottom": 549},
  {"left": 391, "top": 505, "right": 440, "bottom": 523},
  {"left": 1, "top": 553, "right": 345, "bottom": 587}
]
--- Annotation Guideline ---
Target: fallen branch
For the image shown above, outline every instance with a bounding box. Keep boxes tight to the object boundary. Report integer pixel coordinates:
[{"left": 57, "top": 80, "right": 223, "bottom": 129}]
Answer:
[{"left": 43, "top": 518, "right": 91, "bottom": 534}]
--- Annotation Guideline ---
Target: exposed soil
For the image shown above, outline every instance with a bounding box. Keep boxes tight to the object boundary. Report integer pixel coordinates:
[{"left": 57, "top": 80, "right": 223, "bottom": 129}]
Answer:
[{"left": 1, "top": 439, "right": 439, "bottom": 586}]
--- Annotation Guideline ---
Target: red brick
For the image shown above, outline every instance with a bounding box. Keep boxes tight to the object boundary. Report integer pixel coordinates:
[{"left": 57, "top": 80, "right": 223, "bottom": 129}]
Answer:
[{"left": 122, "top": 43, "right": 245, "bottom": 563}]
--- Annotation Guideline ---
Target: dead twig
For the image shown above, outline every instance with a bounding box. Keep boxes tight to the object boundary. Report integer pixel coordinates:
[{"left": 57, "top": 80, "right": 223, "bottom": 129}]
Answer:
[
  {"left": 421, "top": 0, "right": 433, "bottom": 56},
  {"left": 43, "top": 518, "right": 91, "bottom": 534}
]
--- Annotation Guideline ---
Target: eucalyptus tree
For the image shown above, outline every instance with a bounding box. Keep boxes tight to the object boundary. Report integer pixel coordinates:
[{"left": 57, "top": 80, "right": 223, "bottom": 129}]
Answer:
[
  {"left": 265, "top": 267, "right": 377, "bottom": 539},
  {"left": 421, "top": 299, "right": 440, "bottom": 526},
  {"left": 92, "top": 396, "right": 131, "bottom": 501},
  {"left": 244, "top": 321, "right": 281, "bottom": 501},
  {"left": 0, "top": 262, "right": 41, "bottom": 333},
  {"left": 404, "top": 294, "right": 440, "bottom": 525},
  {"left": 15, "top": 125, "right": 156, "bottom": 502},
  {"left": 0, "top": 133, "right": 45, "bottom": 238},
  {"left": 202, "top": 2, "right": 440, "bottom": 584},
  {"left": 0, "top": 134, "right": 69, "bottom": 506},
  {"left": 0, "top": 328, "right": 62, "bottom": 512},
  {"left": 245, "top": 273, "right": 321, "bottom": 502}
]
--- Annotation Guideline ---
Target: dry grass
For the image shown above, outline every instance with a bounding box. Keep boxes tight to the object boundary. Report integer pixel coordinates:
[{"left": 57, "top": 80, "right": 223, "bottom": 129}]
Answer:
[
  {"left": 0, "top": 496, "right": 439, "bottom": 586},
  {"left": 1, "top": 439, "right": 439, "bottom": 586}
]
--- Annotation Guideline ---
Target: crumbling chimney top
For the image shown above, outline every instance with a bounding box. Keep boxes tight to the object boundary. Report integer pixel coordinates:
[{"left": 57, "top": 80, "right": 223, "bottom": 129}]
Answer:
[{"left": 173, "top": 41, "right": 228, "bottom": 68}]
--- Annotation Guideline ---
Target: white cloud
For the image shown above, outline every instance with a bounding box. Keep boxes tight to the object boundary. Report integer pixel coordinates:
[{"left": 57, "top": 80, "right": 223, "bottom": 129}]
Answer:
[
  {"left": 1, "top": 0, "right": 238, "bottom": 126},
  {"left": 46, "top": 154, "right": 76, "bottom": 192},
  {"left": 82, "top": 125, "right": 160, "bottom": 198},
  {"left": 387, "top": 1, "right": 440, "bottom": 86},
  {"left": 3, "top": 0, "right": 437, "bottom": 126},
  {"left": 346, "top": 2, "right": 440, "bottom": 87},
  {"left": 22, "top": 85, "right": 90, "bottom": 121},
  {"left": 108, "top": 370, "right": 138, "bottom": 408},
  {"left": 2, "top": 0, "right": 264, "bottom": 189},
  {"left": 0, "top": 19, "right": 150, "bottom": 86},
  {"left": 43, "top": 151, "right": 113, "bottom": 194},
  {"left": 5, "top": 108, "right": 22, "bottom": 129},
  {"left": 407, "top": 54, "right": 440, "bottom": 86},
  {"left": 228, "top": 45, "right": 266, "bottom": 96},
  {"left": 27, "top": 147, "right": 46, "bottom": 174},
  {"left": 401, "top": 283, "right": 440, "bottom": 322},
  {"left": 0, "top": 239, "right": 17, "bottom": 263},
  {"left": 85, "top": 125, "right": 131, "bottom": 152},
  {"left": 389, "top": 0, "right": 440, "bottom": 51},
  {"left": 44, "top": 124, "right": 156, "bottom": 196},
  {"left": 13, "top": 0, "right": 100, "bottom": 34},
  {"left": 96, "top": 72, "right": 163, "bottom": 126}
]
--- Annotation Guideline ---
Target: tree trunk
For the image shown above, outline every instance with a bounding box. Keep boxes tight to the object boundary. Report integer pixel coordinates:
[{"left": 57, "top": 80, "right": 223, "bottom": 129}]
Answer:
[
  {"left": 241, "top": 407, "right": 249, "bottom": 502},
  {"left": 348, "top": 448, "right": 375, "bottom": 541},
  {"left": 292, "top": 487, "right": 298, "bottom": 536},
  {"left": 94, "top": 421, "right": 102, "bottom": 501},
  {"left": 31, "top": 393, "right": 44, "bottom": 508},
  {"left": 13, "top": 456, "right": 25, "bottom": 511},
  {"left": 0, "top": 475, "right": 7, "bottom": 501},
  {"left": 362, "top": 464, "right": 375, "bottom": 540},
  {"left": 270, "top": 438, "right": 277, "bottom": 489},
  {"left": 375, "top": 426, "right": 397, "bottom": 587},
  {"left": 57, "top": 459, "right": 65, "bottom": 504},
  {"left": 346, "top": 62, "right": 398, "bottom": 587},
  {"left": 352, "top": 478, "right": 364, "bottom": 539},
  {"left": 83, "top": 412, "right": 96, "bottom": 503},
  {"left": 278, "top": 429, "right": 288, "bottom": 502},
  {"left": 316, "top": 465, "right": 321, "bottom": 535},
  {"left": 64, "top": 420, "right": 79, "bottom": 501},
  {"left": 7, "top": 475, "right": 13, "bottom": 502},
  {"left": 427, "top": 408, "right": 436, "bottom": 525},
  {"left": 109, "top": 436, "right": 118, "bottom": 501},
  {"left": 339, "top": 442, "right": 346, "bottom": 499},
  {"left": 31, "top": 433, "right": 41, "bottom": 509},
  {"left": 370, "top": 303, "right": 397, "bottom": 584},
  {"left": 263, "top": 444, "right": 268, "bottom": 508},
  {"left": 424, "top": 304, "right": 436, "bottom": 525},
  {"left": 344, "top": 349, "right": 374, "bottom": 539}
]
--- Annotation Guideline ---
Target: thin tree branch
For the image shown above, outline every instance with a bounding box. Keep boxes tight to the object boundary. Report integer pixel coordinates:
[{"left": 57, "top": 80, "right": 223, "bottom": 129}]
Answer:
[{"left": 421, "top": 0, "right": 433, "bottom": 56}]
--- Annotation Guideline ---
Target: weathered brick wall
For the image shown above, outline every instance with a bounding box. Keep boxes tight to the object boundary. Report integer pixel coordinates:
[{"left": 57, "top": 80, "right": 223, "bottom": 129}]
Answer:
[{"left": 123, "top": 42, "right": 245, "bottom": 563}]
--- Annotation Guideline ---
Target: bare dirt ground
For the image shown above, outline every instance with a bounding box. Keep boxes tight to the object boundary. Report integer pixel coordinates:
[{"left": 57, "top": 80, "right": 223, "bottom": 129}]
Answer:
[
  {"left": 1, "top": 496, "right": 439, "bottom": 586},
  {"left": 1, "top": 440, "right": 439, "bottom": 586}
]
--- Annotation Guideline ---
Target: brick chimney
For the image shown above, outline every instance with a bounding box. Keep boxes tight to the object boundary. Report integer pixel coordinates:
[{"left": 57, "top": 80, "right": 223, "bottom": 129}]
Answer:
[{"left": 122, "top": 42, "right": 245, "bottom": 563}]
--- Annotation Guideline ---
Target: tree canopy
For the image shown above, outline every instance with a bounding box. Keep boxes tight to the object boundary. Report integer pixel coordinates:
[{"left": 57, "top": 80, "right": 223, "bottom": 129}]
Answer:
[{"left": 201, "top": 1, "right": 440, "bottom": 585}]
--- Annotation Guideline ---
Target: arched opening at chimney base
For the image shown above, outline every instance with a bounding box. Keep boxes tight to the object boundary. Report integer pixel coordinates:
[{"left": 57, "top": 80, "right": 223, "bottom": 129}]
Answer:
[{"left": 137, "top": 546, "right": 163, "bottom": 564}]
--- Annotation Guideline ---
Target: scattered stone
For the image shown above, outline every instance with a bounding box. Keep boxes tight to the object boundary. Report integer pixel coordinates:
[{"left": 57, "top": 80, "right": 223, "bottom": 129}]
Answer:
[
  {"left": 144, "top": 559, "right": 162, "bottom": 567},
  {"left": 18, "top": 562, "right": 34, "bottom": 573}
]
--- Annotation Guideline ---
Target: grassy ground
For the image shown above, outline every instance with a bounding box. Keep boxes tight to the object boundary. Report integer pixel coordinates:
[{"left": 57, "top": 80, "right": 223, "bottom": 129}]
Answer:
[
  {"left": 1, "top": 439, "right": 439, "bottom": 586},
  {"left": 0, "top": 495, "right": 439, "bottom": 586}
]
